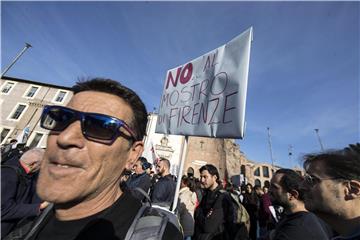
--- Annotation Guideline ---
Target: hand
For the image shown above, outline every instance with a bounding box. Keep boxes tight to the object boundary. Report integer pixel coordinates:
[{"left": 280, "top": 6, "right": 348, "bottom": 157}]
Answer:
[{"left": 40, "top": 201, "right": 50, "bottom": 210}]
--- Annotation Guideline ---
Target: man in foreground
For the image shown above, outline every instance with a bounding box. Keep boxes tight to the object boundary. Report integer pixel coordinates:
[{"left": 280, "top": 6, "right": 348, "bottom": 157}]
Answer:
[
  {"left": 302, "top": 143, "right": 360, "bottom": 240},
  {"left": 269, "top": 168, "right": 332, "bottom": 240},
  {"left": 22, "top": 78, "right": 182, "bottom": 240}
]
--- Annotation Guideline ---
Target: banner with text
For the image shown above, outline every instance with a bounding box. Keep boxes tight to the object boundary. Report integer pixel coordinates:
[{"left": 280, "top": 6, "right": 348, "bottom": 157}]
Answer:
[{"left": 155, "top": 27, "right": 253, "bottom": 139}]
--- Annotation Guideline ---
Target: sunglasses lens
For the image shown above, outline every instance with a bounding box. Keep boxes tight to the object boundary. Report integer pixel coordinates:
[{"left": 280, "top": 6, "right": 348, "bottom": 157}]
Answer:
[
  {"left": 41, "top": 107, "right": 75, "bottom": 131},
  {"left": 305, "top": 175, "right": 312, "bottom": 185},
  {"left": 83, "top": 114, "right": 119, "bottom": 141}
]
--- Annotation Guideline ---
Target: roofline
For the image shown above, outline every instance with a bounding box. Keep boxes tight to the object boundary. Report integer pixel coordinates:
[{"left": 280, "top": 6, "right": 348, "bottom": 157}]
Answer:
[{"left": 1, "top": 76, "right": 72, "bottom": 91}]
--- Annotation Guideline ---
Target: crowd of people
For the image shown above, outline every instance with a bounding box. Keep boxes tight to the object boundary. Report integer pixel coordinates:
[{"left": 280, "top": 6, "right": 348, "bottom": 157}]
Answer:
[{"left": 1, "top": 78, "right": 359, "bottom": 240}]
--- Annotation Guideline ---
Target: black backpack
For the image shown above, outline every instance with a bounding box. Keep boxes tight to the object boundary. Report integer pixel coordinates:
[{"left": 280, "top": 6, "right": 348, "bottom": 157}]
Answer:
[{"left": 125, "top": 187, "right": 183, "bottom": 240}]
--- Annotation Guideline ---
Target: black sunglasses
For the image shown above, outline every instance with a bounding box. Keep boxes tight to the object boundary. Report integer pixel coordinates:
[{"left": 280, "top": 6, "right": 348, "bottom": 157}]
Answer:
[
  {"left": 303, "top": 173, "right": 341, "bottom": 187},
  {"left": 40, "top": 105, "right": 137, "bottom": 144}
]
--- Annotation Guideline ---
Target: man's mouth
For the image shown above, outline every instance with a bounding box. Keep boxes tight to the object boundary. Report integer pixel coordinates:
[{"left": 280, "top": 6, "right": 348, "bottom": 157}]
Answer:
[
  {"left": 46, "top": 160, "right": 83, "bottom": 178},
  {"left": 55, "top": 163, "right": 71, "bottom": 168}
]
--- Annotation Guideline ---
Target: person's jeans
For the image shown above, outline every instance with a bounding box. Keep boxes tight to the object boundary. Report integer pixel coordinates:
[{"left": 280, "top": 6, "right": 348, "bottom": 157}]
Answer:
[{"left": 184, "top": 236, "right": 192, "bottom": 240}]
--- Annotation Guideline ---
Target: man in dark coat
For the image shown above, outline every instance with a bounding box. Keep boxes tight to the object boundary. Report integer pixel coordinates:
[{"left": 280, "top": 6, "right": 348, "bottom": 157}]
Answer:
[
  {"left": 126, "top": 157, "right": 152, "bottom": 200},
  {"left": 194, "top": 164, "right": 235, "bottom": 240},
  {"left": 151, "top": 158, "right": 176, "bottom": 207},
  {"left": 1, "top": 148, "right": 48, "bottom": 237},
  {"left": 243, "top": 183, "right": 259, "bottom": 240}
]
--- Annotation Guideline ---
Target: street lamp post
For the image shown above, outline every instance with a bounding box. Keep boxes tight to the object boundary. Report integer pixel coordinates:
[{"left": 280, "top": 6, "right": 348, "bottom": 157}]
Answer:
[
  {"left": 1, "top": 43, "right": 32, "bottom": 77},
  {"left": 267, "top": 127, "right": 275, "bottom": 169},
  {"left": 314, "top": 128, "right": 325, "bottom": 151}
]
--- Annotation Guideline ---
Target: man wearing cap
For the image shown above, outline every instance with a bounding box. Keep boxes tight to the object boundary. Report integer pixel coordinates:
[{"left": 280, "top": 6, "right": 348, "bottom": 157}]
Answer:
[{"left": 126, "top": 156, "right": 152, "bottom": 200}]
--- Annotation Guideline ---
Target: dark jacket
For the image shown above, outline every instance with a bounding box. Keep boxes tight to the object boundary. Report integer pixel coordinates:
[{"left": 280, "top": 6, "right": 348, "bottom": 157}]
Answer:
[
  {"left": 150, "top": 174, "right": 176, "bottom": 205},
  {"left": 258, "top": 193, "right": 272, "bottom": 227},
  {"left": 1, "top": 163, "right": 41, "bottom": 237},
  {"left": 126, "top": 172, "right": 151, "bottom": 201},
  {"left": 273, "top": 211, "right": 332, "bottom": 240},
  {"left": 194, "top": 186, "right": 235, "bottom": 240}
]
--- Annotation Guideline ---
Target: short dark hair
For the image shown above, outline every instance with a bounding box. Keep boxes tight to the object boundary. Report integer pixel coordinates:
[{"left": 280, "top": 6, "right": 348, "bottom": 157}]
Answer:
[
  {"left": 138, "top": 157, "right": 151, "bottom": 170},
  {"left": 303, "top": 143, "right": 360, "bottom": 181},
  {"left": 274, "top": 168, "right": 304, "bottom": 201},
  {"left": 199, "top": 164, "right": 220, "bottom": 182},
  {"left": 72, "top": 78, "right": 148, "bottom": 141},
  {"left": 187, "top": 167, "right": 195, "bottom": 177},
  {"left": 182, "top": 175, "right": 196, "bottom": 192},
  {"left": 159, "top": 158, "right": 170, "bottom": 169}
]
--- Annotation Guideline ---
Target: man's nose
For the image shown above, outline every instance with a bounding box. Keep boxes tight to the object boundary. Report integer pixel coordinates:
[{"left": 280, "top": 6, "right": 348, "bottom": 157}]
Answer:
[{"left": 56, "top": 121, "right": 85, "bottom": 149}]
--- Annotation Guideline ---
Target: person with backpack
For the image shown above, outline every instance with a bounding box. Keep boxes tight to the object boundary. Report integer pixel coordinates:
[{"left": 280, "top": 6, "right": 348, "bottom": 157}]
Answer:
[
  {"left": 1, "top": 148, "right": 48, "bottom": 238},
  {"left": 194, "top": 164, "right": 236, "bottom": 240},
  {"left": 15, "top": 78, "right": 183, "bottom": 240}
]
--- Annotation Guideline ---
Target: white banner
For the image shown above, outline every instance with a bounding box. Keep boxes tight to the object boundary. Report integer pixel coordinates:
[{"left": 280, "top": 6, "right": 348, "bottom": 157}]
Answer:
[{"left": 155, "top": 27, "right": 253, "bottom": 139}]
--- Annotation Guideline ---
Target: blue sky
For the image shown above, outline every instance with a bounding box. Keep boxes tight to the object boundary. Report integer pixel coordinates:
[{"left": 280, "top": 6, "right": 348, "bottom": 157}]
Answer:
[{"left": 2, "top": 1, "right": 359, "bottom": 168}]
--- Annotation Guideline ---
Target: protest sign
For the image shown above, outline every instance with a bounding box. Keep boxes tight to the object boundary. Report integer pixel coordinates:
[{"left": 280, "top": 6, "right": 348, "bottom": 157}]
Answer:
[{"left": 156, "top": 27, "right": 253, "bottom": 139}]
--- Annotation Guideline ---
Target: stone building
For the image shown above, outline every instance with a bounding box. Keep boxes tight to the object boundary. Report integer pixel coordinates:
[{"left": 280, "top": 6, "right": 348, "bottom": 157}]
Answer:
[{"left": 0, "top": 76, "right": 72, "bottom": 148}]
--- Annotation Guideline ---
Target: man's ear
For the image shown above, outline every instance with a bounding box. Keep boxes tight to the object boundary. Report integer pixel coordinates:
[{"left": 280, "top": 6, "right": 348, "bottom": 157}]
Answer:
[
  {"left": 125, "top": 141, "right": 144, "bottom": 170},
  {"left": 345, "top": 180, "right": 360, "bottom": 200},
  {"left": 288, "top": 189, "right": 300, "bottom": 200}
]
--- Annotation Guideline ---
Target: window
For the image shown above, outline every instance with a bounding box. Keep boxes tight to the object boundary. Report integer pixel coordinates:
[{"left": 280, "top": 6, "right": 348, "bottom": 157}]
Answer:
[
  {"left": 241, "top": 165, "right": 246, "bottom": 177},
  {"left": 1, "top": 128, "right": 11, "bottom": 143},
  {"left": 1, "top": 82, "right": 15, "bottom": 94},
  {"left": 9, "top": 104, "right": 27, "bottom": 120},
  {"left": 255, "top": 179, "right": 261, "bottom": 187},
  {"left": 262, "top": 166, "right": 269, "bottom": 178},
  {"left": 254, "top": 167, "right": 260, "bottom": 176},
  {"left": 29, "top": 133, "right": 44, "bottom": 148},
  {"left": 25, "top": 86, "right": 39, "bottom": 98},
  {"left": 54, "top": 90, "right": 67, "bottom": 103}
]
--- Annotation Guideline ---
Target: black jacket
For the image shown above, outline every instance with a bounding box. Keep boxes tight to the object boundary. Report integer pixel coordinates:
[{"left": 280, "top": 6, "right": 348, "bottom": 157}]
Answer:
[
  {"left": 194, "top": 186, "right": 235, "bottom": 240},
  {"left": 1, "top": 163, "right": 41, "bottom": 237},
  {"left": 126, "top": 172, "right": 151, "bottom": 201},
  {"left": 150, "top": 174, "right": 176, "bottom": 205}
]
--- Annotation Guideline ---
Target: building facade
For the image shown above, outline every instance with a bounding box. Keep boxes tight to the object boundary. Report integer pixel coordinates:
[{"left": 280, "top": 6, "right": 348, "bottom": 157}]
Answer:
[{"left": 0, "top": 76, "right": 72, "bottom": 148}]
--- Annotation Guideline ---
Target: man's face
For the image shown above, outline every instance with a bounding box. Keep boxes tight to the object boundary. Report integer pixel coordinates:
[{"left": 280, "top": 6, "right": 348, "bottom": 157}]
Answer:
[
  {"left": 133, "top": 160, "right": 144, "bottom": 175},
  {"left": 246, "top": 184, "right": 252, "bottom": 193},
  {"left": 200, "top": 170, "right": 217, "bottom": 190},
  {"left": 37, "top": 91, "right": 143, "bottom": 204},
  {"left": 269, "top": 173, "right": 290, "bottom": 207},
  {"left": 301, "top": 161, "right": 344, "bottom": 216},
  {"left": 255, "top": 187, "right": 264, "bottom": 196},
  {"left": 156, "top": 161, "right": 165, "bottom": 176}
]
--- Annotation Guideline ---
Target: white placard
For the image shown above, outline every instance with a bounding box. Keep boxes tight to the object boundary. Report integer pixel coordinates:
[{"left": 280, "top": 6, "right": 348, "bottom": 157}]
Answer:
[{"left": 156, "top": 27, "right": 253, "bottom": 139}]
